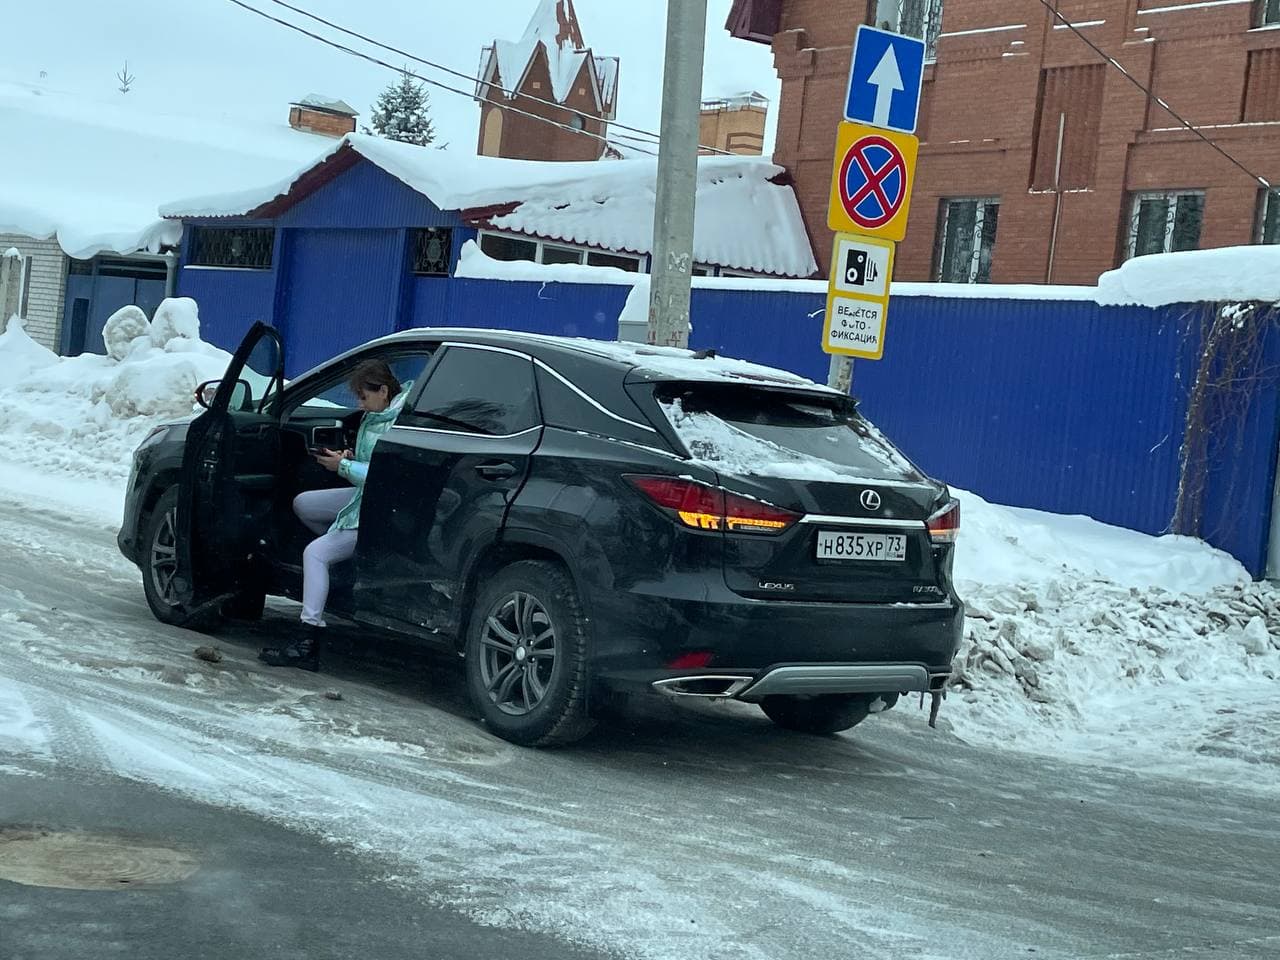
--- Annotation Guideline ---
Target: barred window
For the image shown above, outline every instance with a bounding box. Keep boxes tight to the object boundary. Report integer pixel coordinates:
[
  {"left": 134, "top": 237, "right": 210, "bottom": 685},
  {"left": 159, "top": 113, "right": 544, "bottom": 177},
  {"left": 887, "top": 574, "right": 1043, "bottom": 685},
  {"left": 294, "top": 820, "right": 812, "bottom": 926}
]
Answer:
[
  {"left": 412, "top": 228, "right": 453, "bottom": 276},
  {"left": 1126, "top": 191, "right": 1203, "bottom": 260},
  {"left": 188, "top": 227, "right": 274, "bottom": 269},
  {"left": 933, "top": 198, "right": 999, "bottom": 283},
  {"left": 1260, "top": 190, "right": 1280, "bottom": 245}
]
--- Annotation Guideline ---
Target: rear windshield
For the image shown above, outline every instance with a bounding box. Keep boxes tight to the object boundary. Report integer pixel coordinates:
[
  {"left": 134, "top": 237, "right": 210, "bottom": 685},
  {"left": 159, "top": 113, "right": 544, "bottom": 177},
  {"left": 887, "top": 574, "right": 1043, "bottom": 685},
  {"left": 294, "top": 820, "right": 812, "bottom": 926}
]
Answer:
[{"left": 657, "top": 384, "right": 923, "bottom": 484}]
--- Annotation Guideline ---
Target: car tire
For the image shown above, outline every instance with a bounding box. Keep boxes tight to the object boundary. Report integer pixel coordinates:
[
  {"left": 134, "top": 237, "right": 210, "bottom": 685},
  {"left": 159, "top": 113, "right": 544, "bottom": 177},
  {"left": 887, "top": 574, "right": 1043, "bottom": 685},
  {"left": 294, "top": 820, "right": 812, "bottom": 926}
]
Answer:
[
  {"left": 464, "top": 560, "right": 596, "bottom": 748},
  {"left": 140, "top": 487, "right": 221, "bottom": 631},
  {"left": 759, "top": 693, "right": 895, "bottom": 735}
]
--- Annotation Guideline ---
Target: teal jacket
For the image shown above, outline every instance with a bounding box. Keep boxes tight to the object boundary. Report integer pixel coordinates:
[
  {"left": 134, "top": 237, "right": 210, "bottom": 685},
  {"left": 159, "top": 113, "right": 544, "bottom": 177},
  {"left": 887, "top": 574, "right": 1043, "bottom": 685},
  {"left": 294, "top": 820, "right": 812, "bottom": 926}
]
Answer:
[{"left": 329, "top": 381, "right": 412, "bottom": 533}]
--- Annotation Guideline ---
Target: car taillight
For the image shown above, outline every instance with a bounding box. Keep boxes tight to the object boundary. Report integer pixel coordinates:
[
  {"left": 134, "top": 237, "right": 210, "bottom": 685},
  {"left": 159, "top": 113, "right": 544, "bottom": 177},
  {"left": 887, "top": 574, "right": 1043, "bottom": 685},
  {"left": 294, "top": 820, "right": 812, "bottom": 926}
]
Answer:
[
  {"left": 723, "top": 491, "right": 798, "bottom": 534},
  {"left": 927, "top": 499, "right": 960, "bottom": 544},
  {"left": 627, "top": 476, "right": 798, "bottom": 536}
]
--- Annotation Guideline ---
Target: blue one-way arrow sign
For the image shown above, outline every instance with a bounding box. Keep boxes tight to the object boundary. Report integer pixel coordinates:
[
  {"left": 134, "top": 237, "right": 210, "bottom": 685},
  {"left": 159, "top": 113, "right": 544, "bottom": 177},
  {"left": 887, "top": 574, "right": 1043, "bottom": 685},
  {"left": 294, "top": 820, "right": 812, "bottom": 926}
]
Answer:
[{"left": 844, "top": 25, "right": 926, "bottom": 135}]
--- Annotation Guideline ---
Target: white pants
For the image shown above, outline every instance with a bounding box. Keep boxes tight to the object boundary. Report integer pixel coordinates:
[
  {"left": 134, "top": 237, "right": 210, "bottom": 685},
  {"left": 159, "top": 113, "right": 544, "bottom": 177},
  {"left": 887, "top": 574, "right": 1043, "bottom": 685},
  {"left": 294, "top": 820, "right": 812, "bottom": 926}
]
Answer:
[{"left": 294, "top": 489, "right": 358, "bottom": 627}]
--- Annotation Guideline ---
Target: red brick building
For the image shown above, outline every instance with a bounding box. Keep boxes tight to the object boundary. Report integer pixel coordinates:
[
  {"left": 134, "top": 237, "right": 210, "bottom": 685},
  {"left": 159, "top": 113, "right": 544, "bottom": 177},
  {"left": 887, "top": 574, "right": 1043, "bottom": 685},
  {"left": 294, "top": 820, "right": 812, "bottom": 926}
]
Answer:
[
  {"left": 728, "top": 0, "right": 1280, "bottom": 284},
  {"left": 475, "top": 0, "right": 619, "bottom": 162}
]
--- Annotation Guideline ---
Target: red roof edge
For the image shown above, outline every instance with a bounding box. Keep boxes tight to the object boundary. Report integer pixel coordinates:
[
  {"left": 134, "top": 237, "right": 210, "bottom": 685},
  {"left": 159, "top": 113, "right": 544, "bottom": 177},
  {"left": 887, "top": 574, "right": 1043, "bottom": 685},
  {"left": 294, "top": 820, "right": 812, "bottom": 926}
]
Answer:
[
  {"left": 725, "top": 0, "right": 782, "bottom": 45},
  {"left": 459, "top": 201, "right": 524, "bottom": 227},
  {"left": 244, "top": 142, "right": 364, "bottom": 219}
]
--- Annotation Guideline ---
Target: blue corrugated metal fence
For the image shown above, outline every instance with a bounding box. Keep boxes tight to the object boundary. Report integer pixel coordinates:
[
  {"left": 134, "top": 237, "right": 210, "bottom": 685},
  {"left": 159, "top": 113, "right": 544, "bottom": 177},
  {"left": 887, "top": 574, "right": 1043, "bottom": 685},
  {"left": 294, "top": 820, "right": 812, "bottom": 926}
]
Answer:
[{"left": 177, "top": 264, "right": 1280, "bottom": 577}]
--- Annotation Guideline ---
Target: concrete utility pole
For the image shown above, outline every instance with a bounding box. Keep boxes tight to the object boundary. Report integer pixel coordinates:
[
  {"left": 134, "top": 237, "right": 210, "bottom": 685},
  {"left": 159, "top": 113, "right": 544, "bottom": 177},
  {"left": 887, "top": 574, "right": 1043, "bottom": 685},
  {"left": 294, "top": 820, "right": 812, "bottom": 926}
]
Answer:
[{"left": 647, "top": 0, "right": 708, "bottom": 349}]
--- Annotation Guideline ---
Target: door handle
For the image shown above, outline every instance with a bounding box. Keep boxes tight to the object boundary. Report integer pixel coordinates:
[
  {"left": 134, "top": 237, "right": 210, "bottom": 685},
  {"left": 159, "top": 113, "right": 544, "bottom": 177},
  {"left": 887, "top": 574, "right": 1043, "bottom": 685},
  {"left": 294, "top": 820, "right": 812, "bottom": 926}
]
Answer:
[{"left": 475, "top": 461, "right": 518, "bottom": 480}]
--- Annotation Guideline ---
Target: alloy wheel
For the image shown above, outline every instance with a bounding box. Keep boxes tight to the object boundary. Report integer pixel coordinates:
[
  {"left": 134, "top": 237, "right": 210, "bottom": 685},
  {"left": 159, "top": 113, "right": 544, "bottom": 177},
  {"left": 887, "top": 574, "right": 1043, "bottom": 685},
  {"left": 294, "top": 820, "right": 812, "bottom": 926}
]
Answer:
[
  {"left": 479, "top": 591, "right": 557, "bottom": 716},
  {"left": 149, "top": 508, "right": 181, "bottom": 608}
]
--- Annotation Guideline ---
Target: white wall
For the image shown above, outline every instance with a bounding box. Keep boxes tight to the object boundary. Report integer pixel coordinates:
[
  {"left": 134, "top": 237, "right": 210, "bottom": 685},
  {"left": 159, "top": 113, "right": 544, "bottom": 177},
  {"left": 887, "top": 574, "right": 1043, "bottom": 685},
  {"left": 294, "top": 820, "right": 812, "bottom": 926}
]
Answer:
[{"left": 0, "top": 232, "right": 67, "bottom": 350}]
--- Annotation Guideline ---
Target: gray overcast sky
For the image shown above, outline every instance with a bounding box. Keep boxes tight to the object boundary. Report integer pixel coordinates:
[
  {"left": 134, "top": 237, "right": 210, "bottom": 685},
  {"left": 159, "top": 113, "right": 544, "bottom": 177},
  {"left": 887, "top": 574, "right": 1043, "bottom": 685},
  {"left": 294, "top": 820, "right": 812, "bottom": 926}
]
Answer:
[{"left": 2, "top": 0, "right": 780, "bottom": 155}]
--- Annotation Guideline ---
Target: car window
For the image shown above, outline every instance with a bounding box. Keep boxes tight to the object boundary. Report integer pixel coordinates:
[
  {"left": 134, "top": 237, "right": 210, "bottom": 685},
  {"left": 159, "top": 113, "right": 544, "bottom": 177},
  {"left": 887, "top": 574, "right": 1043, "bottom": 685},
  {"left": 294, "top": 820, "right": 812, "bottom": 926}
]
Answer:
[
  {"left": 410, "top": 347, "right": 538, "bottom": 436},
  {"left": 657, "top": 383, "right": 923, "bottom": 483},
  {"left": 288, "top": 352, "right": 434, "bottom": 415}
]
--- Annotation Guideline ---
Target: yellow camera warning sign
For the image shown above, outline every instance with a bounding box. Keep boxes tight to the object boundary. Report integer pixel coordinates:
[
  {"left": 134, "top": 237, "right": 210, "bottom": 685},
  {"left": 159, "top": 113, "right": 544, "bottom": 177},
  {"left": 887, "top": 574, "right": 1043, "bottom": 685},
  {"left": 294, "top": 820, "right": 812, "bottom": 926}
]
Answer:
[{"left": 823, "top": 232, "right": 894, "bottom": 360}]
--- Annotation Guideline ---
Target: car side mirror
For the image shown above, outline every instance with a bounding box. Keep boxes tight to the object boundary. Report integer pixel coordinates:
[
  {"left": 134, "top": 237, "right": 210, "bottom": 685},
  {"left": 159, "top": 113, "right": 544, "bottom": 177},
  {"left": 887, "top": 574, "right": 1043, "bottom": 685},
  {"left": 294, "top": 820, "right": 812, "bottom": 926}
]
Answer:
[{"left": 195, "top": 379, "right": 254, "bottom": 411}]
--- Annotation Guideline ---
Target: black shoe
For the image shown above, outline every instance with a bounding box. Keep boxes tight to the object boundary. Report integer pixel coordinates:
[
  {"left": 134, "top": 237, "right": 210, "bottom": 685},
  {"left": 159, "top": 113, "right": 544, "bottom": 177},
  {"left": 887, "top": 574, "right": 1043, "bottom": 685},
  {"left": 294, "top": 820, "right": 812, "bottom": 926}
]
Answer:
[{"left": 258, "top": 625, "right": 322, "bottom": 672}]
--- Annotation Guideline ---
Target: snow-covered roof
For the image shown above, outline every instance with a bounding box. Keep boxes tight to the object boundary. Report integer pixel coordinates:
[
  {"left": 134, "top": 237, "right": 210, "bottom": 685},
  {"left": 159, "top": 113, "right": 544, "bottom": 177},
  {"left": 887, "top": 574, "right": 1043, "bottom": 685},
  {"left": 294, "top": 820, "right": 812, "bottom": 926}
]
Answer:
[
  {"left": 293, "top": 95, "right": 358, "bottom": 116},
  {"left": 477, "top": 0, "right": 618, "bottom": 120},
  {"left": 163, "top": 133, "right": 818, "bottom": 278},
  {"left": 1096, "top": 246, "right": 1280, "bottom": 308},
  {"left": 0, "top": 81, "right": 332, "bottom": 259},
  {"left": 594, "top": 56, "right": 620, "bottom": 115}
]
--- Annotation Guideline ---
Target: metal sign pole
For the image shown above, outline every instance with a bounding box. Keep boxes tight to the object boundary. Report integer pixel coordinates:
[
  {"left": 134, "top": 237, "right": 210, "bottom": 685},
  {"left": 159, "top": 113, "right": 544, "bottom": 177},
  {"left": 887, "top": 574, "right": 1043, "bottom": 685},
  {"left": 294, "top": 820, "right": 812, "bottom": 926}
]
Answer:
[
  {"left": 646, "top": 0, "right": 708, "bottom": 349},
  {"left": 827, "top": 353, "right": 854, "bottom": 393}
]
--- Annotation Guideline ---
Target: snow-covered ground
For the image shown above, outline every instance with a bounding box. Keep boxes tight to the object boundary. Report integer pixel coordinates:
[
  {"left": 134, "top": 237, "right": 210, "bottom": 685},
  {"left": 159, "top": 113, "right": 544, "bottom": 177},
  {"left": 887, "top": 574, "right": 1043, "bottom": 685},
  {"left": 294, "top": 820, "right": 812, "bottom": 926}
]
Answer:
[{"left": 1, "top": 306, "right": 1276, "bottom": 792}]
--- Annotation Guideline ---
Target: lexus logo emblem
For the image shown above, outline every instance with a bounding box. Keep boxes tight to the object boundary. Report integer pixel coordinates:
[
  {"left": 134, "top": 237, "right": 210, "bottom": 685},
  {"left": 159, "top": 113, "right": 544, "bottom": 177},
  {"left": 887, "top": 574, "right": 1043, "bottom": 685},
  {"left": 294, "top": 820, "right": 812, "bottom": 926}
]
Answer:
[{"left": 860, "top": 489, "right": 882, "bottom": 511}]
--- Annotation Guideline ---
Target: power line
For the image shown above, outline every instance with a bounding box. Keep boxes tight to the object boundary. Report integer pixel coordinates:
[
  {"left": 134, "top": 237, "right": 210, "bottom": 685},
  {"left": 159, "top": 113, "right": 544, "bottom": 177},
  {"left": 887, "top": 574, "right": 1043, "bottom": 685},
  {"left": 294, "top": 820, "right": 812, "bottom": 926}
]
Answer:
[
  {"left": 222, "top": 0, "right": 659, "bottom": 157},
  {"left": 259, "top": 0, "right": 693, "bottom": 154},
  {"left": 1035, "top": 0, "right": 1271, "bottom": 190}
]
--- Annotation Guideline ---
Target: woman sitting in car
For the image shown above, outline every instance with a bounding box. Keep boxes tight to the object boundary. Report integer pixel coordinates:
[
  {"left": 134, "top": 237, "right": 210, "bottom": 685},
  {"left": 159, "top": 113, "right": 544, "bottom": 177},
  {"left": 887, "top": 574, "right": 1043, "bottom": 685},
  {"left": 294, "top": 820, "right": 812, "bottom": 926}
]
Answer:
[{"left": 258, "top": 359, "right": 411, "bottom": 671}]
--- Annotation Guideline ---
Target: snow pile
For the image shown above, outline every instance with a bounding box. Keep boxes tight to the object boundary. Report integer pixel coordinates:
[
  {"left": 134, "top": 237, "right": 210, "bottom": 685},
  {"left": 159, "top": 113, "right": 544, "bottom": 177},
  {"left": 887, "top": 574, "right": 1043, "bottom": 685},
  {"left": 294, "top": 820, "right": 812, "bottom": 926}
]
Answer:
[
  {"left": 1096, "top": 245, "right": 1280, "bottom": 308},
  {"left": 952, "top": 489, "right": 1247, "bottom": 594},
  {"left": 945, "top": 489, "right": 1280, "bottom": 785},
  {"left": 164, "top": 134, "right": 817, "bottom": 278},
  {"left": 0, "top": 299, "right": 230, "bottom": 480},
  {"left": 0, "top": 317, "right": 58, "bottom": 382},
  {"left": 102, "top": 305, "right": 151, "bottom": 361},
  {"left": 455, "top": 238, "right": 643, "bottom": 286}
]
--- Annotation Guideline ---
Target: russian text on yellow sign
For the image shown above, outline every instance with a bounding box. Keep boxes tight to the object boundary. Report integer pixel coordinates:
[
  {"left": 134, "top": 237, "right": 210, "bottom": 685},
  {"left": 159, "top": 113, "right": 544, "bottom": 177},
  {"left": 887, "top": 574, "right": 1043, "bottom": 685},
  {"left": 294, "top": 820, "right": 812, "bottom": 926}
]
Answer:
[
  {"left": 822, "top": 232, "right": 894, "bottom": 360},
  {"left": 826, "top": 122, "right": 919, "bottom": 242}
]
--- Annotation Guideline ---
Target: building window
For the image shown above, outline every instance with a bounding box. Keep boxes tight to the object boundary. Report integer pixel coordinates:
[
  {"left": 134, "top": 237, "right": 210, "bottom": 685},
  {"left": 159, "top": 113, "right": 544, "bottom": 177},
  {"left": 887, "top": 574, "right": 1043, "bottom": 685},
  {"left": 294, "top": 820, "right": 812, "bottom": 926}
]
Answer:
[
  {"left": 1261, "top": 0, "right": 1280, "bottom": 27},
  {"left": 1030, "top": 65, "right": 1105, "bottom": 191},
  {"left": 477, "top": 230, "right": 644, "bottom": 272},
  {"left": 934, "top": 198, "right": 999, "bottom": 283},
  {"left": 478, "top": 232, "right": 537, "bottom": 262},
  {"left": 188, "top": 227, "right": 274, "bottom": 269},
  {"left": 873, "top": 0, "right": 944, "bottom": 61},
  {"left": 1127, "top": 191, "right": 1204, "bottom": 259},
  {"left": 1259, "top": 190, "right": 1280, "bottom": 244},
  {"left": 1242, "top": 48, "right": 1280, "bottom": 122},
  {"left": 585, "top": 250, "right": 641, "bottom": 272},
  {"left": 411, "top": 228, "right": 453, "bottom": 276},
  {"left": 540, "top": 244, "right": 584, "bottom": 266}
]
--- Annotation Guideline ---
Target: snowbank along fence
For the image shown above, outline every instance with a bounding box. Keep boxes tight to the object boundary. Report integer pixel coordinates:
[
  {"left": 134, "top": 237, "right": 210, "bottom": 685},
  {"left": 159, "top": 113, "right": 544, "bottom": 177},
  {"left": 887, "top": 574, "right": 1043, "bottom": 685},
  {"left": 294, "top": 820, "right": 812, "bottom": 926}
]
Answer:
[{"left": 179, "top": 269, "right": 1280, "bottom": 579}]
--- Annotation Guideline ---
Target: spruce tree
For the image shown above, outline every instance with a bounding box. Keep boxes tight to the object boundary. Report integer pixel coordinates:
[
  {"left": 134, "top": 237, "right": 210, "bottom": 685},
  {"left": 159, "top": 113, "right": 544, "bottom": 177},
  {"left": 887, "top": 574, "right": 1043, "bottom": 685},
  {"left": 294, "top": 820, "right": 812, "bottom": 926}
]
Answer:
[{"left": 364, "top": 70, "right": 436, "bottom": 147}]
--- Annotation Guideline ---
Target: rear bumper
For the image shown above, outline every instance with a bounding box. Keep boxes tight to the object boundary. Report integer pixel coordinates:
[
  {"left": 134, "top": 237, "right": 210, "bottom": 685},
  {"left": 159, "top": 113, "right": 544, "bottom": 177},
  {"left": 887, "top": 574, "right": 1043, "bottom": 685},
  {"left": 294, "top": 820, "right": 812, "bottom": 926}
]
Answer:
[
  {"left": 737, "top": 663, "right": 937, "bottom": 700},
  {"left": 587, "top": 582, "right": 963, "bottom": 688},
  {"left": 652, "top": 663, "right": 947, "bottom": 700}
]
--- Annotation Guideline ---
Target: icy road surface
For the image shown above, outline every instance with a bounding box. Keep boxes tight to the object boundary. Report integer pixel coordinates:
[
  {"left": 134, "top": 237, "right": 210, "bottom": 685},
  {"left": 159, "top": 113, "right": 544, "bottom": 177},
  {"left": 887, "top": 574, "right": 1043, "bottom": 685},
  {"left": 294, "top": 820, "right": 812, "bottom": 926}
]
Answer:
[{"left": 1, "top": 498, "right": 1278, "bottom": 960}]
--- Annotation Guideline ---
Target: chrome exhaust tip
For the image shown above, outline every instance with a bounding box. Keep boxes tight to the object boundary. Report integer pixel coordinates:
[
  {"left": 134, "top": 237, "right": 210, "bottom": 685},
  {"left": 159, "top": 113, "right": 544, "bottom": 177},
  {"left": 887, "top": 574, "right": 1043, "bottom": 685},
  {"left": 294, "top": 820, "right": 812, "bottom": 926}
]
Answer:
[{"left": 652, "top": 675, "right": 753, "bottom": 698}]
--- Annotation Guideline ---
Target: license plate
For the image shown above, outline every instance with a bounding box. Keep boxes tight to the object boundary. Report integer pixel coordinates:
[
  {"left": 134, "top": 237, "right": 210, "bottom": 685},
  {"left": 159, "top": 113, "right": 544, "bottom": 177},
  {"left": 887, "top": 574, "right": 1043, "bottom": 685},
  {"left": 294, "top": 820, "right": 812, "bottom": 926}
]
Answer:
[{"left": 815, "top": 531, "right": 906, "bottom": 562}]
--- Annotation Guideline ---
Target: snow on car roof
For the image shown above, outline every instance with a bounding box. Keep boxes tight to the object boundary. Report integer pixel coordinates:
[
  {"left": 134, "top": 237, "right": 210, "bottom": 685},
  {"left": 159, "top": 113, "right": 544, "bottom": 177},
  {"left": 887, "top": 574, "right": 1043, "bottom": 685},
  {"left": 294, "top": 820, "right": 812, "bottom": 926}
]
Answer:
[
  {"left": 0, "top": 81, "right": 332, "bottom": 259},
  {"left": 161, "top": 133, "right": 818, "bottom": 278},
  {"left": 373, "top": 327, "right": 839, "bottom": 392}
]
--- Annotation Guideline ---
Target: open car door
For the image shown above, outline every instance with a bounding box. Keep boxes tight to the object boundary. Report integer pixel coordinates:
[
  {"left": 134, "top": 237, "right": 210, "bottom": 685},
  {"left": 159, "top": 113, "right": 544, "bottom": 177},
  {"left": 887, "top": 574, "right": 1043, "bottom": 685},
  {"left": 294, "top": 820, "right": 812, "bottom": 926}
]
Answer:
[{"left": 173, "top": 321, "right": 286, "bottom": 618}]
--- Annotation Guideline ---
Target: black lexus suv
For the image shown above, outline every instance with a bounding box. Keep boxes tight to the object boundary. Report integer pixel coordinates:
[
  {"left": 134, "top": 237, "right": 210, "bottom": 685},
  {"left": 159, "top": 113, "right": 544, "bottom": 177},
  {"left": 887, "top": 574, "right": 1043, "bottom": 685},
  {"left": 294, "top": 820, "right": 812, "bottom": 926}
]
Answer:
[{"left": 118, "top": 322, "right": 962, "bottom": 746}]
